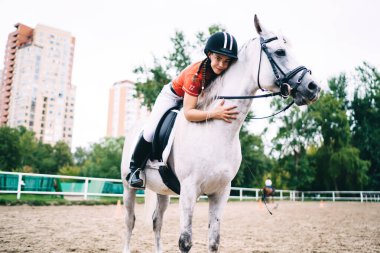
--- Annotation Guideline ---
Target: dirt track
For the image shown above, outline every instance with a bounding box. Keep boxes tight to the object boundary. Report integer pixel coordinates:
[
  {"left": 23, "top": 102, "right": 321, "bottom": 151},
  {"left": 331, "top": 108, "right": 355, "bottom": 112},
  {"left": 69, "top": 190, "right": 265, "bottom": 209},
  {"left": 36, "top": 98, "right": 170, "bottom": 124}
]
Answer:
[{"left": 1, "top": 201, "right": 379, "bottom": 252}]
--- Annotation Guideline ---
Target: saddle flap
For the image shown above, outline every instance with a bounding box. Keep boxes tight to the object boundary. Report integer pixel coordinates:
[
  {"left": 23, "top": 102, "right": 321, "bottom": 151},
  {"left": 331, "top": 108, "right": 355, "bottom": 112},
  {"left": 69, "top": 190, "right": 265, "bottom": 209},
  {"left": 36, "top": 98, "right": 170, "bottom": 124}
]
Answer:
[{"left": 152, "top": 105, "right": 181, "bottom": 160}]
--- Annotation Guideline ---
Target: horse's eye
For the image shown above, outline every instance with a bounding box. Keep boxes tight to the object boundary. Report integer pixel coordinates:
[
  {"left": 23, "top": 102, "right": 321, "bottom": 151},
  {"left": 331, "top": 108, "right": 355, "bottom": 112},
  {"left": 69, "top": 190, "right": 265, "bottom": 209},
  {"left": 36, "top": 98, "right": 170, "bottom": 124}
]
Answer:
[{"left": 275, "top": 49, "right": 286, "bottom": 57}]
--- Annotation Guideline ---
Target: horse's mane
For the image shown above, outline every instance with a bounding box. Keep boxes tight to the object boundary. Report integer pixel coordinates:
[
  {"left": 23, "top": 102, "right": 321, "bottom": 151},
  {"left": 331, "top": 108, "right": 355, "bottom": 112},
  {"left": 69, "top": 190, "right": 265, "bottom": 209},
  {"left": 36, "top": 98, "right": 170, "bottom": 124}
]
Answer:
[{"left": 196, "top": 74, "right": 225, "bottom": 110}]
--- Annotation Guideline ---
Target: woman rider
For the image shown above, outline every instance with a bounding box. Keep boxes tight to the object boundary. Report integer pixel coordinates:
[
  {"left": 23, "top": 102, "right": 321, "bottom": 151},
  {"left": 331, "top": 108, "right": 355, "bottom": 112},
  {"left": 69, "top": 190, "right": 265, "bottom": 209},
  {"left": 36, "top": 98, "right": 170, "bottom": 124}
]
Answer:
[{"left": 128, "top": 32, "right": 239, "bottom": 188}]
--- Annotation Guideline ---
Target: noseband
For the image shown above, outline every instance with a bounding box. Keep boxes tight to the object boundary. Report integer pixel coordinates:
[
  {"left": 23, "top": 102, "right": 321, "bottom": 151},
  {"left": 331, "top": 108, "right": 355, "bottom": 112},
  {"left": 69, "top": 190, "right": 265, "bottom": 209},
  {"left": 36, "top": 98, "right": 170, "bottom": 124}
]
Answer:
[{"left": 258, "top": 36, "right": 311, "bottom": 98}]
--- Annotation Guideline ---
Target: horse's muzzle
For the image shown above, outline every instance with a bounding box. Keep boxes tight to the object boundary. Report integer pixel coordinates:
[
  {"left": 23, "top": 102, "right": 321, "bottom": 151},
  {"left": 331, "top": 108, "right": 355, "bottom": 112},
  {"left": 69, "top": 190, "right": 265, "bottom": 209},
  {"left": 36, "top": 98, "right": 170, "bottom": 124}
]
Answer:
[{"left": 294, "top": 80, "right": 321, "bottom": 106}]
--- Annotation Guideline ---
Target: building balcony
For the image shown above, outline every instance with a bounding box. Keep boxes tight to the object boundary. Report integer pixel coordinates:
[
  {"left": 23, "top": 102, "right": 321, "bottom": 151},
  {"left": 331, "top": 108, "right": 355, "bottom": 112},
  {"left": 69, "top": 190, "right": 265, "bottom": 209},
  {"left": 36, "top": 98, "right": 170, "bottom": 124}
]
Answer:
[{"left": 3, "top": 90, "right": 11, "bottom": 96}]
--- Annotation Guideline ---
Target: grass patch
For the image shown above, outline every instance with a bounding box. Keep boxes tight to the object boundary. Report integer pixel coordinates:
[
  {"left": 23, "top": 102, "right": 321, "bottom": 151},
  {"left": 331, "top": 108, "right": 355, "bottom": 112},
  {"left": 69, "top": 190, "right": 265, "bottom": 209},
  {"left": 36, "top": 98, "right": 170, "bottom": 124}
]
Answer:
[{"left": 0, "top": 194, "right": 125, "bottom": 206}]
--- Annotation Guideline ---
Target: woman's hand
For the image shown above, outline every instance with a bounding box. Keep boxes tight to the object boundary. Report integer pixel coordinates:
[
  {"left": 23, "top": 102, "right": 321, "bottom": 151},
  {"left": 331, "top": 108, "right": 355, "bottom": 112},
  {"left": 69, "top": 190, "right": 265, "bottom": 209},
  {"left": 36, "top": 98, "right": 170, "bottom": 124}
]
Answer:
[
  {"left": 210, "top": 99, "right": 239, "bottom": 123},
  {"left": 183, "top": 93, "right": 238, "bottom": 123}
]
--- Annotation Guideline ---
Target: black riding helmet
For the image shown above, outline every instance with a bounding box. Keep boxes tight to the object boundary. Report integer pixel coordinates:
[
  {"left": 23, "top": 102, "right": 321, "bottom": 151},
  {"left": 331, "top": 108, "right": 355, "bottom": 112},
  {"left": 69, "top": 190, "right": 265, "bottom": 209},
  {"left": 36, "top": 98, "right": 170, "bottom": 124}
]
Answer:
[{"left": 204, "top": 32, "right": 238, "bottom": 60}]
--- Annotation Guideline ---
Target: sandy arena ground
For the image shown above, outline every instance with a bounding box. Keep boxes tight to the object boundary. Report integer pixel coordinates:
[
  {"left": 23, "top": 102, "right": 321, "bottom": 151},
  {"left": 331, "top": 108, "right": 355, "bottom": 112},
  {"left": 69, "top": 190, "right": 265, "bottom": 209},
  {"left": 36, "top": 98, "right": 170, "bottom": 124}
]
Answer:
[{"left": 1, "top": 201, "right": 380, "bottom": 253}]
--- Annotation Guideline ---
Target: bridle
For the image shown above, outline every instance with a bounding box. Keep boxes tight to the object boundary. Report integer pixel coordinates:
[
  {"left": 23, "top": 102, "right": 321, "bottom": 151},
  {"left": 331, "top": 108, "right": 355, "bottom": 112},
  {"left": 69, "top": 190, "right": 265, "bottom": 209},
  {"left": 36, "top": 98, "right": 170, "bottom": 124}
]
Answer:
[
  {"left": 257, "top": 36, "right": 311, "bottom": 99},
  {"left": 217, "top": 36, "right": 312, "bottom": 119}
]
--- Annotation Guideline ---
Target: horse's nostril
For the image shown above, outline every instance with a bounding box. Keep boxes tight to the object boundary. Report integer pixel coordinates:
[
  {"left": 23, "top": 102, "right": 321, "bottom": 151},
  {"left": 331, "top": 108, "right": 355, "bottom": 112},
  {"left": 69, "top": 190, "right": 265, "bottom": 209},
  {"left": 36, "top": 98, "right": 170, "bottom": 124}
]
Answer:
[{"left": 308, "top": 81, "right": 317, "bottom": 90}]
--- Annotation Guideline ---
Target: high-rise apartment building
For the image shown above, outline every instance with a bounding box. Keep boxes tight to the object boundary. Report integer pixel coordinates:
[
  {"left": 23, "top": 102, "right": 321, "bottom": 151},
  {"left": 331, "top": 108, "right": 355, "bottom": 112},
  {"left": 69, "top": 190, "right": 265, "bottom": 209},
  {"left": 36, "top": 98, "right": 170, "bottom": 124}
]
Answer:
[
  {"left": 0, "top": 23, "right": 76, "bottom": 146},
  {"left": 106, "top": 80, "right": 149, "bottom": 137}
]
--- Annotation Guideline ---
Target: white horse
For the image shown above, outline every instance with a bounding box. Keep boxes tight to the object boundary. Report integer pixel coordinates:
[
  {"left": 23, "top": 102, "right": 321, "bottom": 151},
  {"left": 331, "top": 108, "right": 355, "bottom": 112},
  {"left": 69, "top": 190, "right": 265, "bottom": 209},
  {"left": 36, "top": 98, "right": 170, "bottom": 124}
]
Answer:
[{"left": 121, "top": 15, "right": 320, "bottom": 253}]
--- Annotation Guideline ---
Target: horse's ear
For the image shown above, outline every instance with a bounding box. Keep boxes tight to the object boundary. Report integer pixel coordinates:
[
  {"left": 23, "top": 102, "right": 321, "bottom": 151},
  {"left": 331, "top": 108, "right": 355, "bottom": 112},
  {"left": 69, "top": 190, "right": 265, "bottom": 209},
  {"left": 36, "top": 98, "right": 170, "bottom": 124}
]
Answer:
[{"left": 254, "top": 14, "right": 267, "bottom": 35}]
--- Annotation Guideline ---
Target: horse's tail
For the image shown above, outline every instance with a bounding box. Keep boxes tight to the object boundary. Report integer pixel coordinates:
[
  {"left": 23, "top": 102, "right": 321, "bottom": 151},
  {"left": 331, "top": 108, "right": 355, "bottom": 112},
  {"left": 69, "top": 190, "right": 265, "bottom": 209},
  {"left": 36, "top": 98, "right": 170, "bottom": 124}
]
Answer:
[{"left": 143, "top": 188, "right": 157, "bottom": 226}]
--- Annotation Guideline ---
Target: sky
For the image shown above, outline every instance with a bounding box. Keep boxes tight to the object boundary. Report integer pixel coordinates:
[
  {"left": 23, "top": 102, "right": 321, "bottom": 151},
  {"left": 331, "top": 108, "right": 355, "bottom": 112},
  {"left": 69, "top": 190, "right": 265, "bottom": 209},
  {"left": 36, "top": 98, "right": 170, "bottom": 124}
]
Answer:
[{"left": 1, "top": 0, "right": 380, "bottom": 149}]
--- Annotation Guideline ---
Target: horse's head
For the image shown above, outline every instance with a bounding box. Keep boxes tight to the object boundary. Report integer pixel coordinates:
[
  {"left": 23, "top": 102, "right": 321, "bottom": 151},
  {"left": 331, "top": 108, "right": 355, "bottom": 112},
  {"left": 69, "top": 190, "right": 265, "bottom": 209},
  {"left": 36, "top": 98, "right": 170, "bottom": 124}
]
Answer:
[{"left": 253, "top": 15, "right": 321, "bottom": 106}]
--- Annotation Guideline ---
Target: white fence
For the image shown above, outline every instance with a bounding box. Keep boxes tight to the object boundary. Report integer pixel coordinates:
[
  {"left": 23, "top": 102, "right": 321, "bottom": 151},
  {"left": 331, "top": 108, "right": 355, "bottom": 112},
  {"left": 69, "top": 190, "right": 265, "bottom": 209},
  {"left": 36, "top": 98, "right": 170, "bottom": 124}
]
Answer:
[
  {"left": 1, "top": 171, "right": 379, "bottom": 202},
  {"left": 300, "top": 191, "right": 380, "bottom": 202}
]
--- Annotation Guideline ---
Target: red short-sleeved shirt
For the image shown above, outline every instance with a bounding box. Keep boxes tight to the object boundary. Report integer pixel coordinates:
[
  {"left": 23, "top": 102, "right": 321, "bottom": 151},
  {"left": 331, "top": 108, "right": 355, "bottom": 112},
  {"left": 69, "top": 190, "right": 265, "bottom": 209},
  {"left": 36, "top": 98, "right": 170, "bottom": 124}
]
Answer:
[{"left": 172, "top": 61, "right": 215, "bottom": 97}]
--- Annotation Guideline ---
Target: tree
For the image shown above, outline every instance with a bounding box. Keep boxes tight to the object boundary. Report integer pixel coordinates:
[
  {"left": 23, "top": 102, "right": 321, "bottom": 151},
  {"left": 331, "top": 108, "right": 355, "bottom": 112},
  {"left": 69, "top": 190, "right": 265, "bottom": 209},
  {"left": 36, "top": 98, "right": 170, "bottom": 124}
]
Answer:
[
  {"left": 309, "top": 88, "right": 369, "bottom": 190},
  {"left": 17, "top": 126, "right": 38, "bottom": 169},
  {"left": 58, "top": 165, "right": 81, "bottom": 176},
  {"left": 81, "top": 137, "right": 124, "bottom": 179},
  {"left": 165, "top": 30, "right": 192, "bottom": 75},
  {"left": 52, "top": 141, "right": 73, "bottom": 169},
  {"left": 0, "top": 126, "right": 21, "bottom": 170},
  {"left": 73, "top": 147, "right": 88, "bottom": 167},
  {"left": 350, "top": 62, "right": 380, "bottom": 190},
  {"left": 33, "top": 142, "right": 56, "bottom": 174}
]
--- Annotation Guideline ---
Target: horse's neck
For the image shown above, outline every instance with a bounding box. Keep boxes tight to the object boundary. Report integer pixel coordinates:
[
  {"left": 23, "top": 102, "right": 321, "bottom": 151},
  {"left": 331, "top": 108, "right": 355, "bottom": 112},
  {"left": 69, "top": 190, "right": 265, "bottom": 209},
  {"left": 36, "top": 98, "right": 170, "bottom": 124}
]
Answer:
[{"left": 203, "top": 39, "right": 260, "bottom": 134}]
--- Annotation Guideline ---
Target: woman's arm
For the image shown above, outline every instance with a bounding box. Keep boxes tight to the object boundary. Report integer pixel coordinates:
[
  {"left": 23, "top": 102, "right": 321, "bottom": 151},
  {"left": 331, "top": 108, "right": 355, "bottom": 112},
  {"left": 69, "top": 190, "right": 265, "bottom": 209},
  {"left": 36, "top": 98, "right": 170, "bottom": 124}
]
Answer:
[{"left": 183, "top": 93, "right": 238, "bottom": 123}]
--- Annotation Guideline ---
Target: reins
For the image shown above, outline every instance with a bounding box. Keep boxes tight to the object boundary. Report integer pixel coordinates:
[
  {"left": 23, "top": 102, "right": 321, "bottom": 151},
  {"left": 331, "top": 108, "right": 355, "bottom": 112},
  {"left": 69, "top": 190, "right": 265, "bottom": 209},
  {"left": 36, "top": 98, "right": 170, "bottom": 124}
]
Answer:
[
  {"left": 246, "top": 100, "right": 294, "bottom": 120},
  {"left": 217, "top": 92, "right": 280, "bottom": 100}
]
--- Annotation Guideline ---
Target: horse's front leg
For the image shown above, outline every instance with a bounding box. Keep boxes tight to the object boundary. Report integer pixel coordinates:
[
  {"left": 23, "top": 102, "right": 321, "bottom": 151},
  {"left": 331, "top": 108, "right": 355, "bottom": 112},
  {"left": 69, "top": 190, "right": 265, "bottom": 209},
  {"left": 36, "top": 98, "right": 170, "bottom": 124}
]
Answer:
[
  {"left": 153, "top": 194, "right": 169, "bottom": 253},
  {"left": 207, "top": 184, "right": 231, "bottom": 253},
  {"left": 122, "top": 186, "right": 136, "bottom": 253},
  {"left": 178, "top": 181, "right": 198, "bottom": 253}
]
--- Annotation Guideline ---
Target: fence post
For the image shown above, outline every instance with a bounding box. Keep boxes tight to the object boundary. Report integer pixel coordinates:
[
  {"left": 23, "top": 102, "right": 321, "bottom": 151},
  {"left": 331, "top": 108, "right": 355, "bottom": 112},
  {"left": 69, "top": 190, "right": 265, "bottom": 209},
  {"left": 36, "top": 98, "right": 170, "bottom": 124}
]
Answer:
[
  {"left": 302, "top": 192, "right": 304, "bottom": 202},
  {"left": 280, "top": 190, "right": 283, "bottom": 200},
  {"left": 360, "top": 192, "right": 363, "bottom": 203},
  {"left": 255, "top": 189, "right": 259, "bottom": 201},
  {"left": 332, "top": 192, "right": 335, "bottom": 202},
  {"left": 84, "top": 178, "right": 89, "bottom": 200},
  {"left": 17, "top": 173, "right": 23, "bottom": 200},
  {"left": 239, "top": 188, "right": 243, "bottom": 201}
]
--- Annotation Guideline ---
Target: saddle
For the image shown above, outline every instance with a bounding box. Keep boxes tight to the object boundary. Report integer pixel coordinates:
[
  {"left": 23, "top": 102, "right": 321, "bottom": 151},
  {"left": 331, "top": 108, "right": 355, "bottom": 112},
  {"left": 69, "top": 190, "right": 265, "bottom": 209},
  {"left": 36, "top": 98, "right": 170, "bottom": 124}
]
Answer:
[{"left": 151, "top": 104, "right": 182, "bottom": 194}]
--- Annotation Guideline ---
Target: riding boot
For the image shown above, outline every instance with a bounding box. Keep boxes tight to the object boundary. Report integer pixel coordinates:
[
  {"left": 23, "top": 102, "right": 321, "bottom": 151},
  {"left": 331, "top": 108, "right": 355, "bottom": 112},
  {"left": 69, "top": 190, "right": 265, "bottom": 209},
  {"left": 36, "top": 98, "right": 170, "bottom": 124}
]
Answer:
[{"left": 128, "top": 135, "right": 152, "bottom": 188}]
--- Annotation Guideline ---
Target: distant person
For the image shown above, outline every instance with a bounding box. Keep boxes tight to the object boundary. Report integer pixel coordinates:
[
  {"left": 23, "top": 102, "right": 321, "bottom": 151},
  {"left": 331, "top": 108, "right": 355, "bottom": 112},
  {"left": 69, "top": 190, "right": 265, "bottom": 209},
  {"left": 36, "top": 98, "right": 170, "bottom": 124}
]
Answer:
[
  {"left": 128, "top": 32, "right": 239, "bottom": 188},
  {"left": 263, "top": 177, "right": 275, "bottom": 199},
  {"left": 265, "top": 178, "right": 272, "bottom": 188}
]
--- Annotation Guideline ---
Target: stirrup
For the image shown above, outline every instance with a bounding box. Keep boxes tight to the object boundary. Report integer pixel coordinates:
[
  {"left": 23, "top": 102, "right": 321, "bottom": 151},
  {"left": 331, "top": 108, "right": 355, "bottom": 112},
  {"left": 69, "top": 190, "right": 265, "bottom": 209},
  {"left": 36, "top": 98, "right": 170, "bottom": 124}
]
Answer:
[{"left": 128, "top": 168, "right": 146, "bottom": 190}]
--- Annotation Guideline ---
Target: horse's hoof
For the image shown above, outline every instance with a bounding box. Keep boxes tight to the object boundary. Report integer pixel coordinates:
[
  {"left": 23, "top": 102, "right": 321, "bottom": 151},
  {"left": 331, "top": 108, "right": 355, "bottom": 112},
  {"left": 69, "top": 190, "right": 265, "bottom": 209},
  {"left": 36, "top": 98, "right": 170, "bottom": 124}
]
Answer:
[{"left": 179, "top": 232, "right": 192, "bottom": 252}]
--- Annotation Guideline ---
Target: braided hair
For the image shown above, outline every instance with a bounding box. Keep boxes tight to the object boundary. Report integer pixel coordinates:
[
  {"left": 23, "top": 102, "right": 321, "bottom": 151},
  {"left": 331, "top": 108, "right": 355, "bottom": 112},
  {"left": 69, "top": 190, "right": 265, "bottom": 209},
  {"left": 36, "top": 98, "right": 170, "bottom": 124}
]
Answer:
[{"left": 192, "top": 58, "right": 210, "bottom": 94}]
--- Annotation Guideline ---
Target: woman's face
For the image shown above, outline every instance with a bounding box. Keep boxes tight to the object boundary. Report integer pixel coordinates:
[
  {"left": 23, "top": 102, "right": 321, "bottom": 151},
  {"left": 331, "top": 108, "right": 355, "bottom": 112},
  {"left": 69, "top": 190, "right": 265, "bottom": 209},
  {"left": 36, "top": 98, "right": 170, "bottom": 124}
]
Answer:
[{"left": 208, "top": 52, "right": 232, "bottom": 75}]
